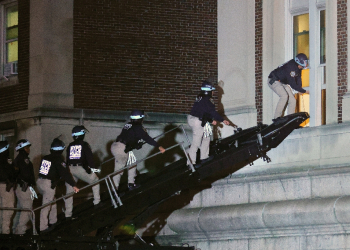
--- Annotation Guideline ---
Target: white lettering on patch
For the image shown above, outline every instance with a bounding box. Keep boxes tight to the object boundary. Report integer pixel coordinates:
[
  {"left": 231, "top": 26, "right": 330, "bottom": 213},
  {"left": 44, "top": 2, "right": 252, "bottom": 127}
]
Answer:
[
  {"left": 39, "top": 160, "right": 51, "bottom": 175},
  {"left": 70, "top": 145, "right": 82, "bottom": 159}
]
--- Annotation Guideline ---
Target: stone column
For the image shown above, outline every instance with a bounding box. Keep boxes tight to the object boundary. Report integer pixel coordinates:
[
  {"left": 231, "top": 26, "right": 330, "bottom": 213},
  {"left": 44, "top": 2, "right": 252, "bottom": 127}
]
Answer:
[
  {"left": 28, "top": 0, "right": 74, "bottom": 109},
  {"left": 342, "top": 2, "right": 350, "bottom": 122},
  {"left": 218, "top": 0, "right": 257, "bottom": 132},
  {"left": 325, "top": 0, "right": 338, "bottom": 124}
]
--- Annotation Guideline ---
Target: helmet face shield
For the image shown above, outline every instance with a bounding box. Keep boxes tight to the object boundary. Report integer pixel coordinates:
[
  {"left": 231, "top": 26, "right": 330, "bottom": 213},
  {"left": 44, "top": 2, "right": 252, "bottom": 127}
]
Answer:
[
  {"left": 72, "top": 125, "right": 88, "bottom": 137},
  {"left": 295, "top": 53, "right": 309, "bottom": 69},
  {"left": 130, "top": 110, "right": 144, "bottom": 120}
]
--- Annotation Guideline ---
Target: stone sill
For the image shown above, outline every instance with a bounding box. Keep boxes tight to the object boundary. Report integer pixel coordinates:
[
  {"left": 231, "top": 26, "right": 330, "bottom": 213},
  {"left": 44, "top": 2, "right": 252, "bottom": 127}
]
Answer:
[{"left": 165, "top": 195, "right": 350, "bottom": 241}]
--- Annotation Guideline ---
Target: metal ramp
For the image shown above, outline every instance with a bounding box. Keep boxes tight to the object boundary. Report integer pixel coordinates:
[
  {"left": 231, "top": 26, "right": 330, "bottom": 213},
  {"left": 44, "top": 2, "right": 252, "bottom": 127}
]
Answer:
[{"left": 0, "top": 112, "right": 309, "bottom": 249}]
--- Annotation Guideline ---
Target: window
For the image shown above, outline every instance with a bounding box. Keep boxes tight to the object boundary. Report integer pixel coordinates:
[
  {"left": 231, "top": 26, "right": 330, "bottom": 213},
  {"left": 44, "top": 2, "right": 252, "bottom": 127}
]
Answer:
[
  {"left": 293, "top": 13, "right": 310, "bottom": 127},
  {"left": 292, "top": 9, "right": 326, "bottom": 127},
  {"left": 1, "top": 1, "right": 18, "bottom": 79}
]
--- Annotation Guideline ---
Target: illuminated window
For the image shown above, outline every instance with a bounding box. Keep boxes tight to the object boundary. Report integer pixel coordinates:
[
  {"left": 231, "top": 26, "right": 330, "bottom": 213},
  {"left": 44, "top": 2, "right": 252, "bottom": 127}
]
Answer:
[
  {"left": 1, "top": 2, "right": 18, "bottom": 77},
  {"left": 293, "top": 13, "right": 310, "bottom": 126},
  {"left": 293, "top": 9, "right": 326, "bottom": 126}
]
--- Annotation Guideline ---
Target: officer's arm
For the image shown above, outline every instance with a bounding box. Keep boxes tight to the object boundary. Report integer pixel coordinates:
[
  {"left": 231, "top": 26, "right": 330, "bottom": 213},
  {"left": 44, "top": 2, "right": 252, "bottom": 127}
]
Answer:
[
  {"left": 288, "top": 76, "right": 306, "bottom": 93},
  {"left": 83, "top": 143, "right": 95, "bottom": 169},
  {"left": 58, "top": 163, "right": 77, "bottom": 188}
]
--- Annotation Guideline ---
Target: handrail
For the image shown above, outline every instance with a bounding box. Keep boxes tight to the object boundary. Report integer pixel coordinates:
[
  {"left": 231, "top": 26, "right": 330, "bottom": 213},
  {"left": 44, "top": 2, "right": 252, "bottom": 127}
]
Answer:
[
  {"left": 33, "top": 141, "right": 188, "bottom": 212},
  {"left": 97, "top": 124, "right": 190, "bottom": 168},
  {"left": 0, "top": 139, "right": 194, "bottom": 236}
]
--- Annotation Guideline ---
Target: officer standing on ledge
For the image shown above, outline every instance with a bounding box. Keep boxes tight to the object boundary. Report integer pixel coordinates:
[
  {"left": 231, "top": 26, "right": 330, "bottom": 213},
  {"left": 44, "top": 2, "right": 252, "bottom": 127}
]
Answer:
[
  {"left": 187, "top": 81, "right": 229, "bottom": 168},
  {"left": 12, "top": 139, "right": 36, "bottom": 235},
  {"left": 65, "top": 125, "right": 100, "bottom": 219},
  {"left": 37, "top": 137, "right": 79, "bottom": 233},
  {"left": 0, "top": 141, "right": 16, "bottom": 234},
  {"left": 111, "top": 110, "right": 165, "bottom": 191},
  {"left": 268, "top": 53, "right": 310, "bottom": 120}
]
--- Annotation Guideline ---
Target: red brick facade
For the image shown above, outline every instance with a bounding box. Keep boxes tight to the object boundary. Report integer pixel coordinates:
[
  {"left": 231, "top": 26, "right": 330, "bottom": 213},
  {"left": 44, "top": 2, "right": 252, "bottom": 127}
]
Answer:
[
  {"left": 338, "top": 0, "right": 347, "bottom": 123},
  {"left": 255, "top": 0, "right": 263, "bottom": 123},
  {"left": 0, "top": 0, "right": 29, "bottom": 115},
  {"left": 73, "top": 0, "right": 218, "bottom": 114}
]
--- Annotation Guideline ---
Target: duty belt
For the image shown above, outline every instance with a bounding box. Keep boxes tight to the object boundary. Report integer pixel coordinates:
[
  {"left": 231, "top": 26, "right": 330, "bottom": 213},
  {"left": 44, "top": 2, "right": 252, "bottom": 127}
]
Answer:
[
  {"left": 116, "top": 139, "right": 127, "bottom": 145},
  {"left": 70, "top": 164, "right": 82, "bottom": 167}
]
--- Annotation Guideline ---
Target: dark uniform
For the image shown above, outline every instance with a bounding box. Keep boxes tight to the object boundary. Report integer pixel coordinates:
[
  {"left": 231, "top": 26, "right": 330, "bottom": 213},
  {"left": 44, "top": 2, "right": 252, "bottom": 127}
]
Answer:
[
  {"left": 0, "top": 145, "right": 16, "bottom": 234},
  {"left": 187, "top": 94, "right": 224, "bottom": 165},
  {"left": 37, "top": 152, "right": 76, "bottom": 231},
  {"left": 13, "top": 149, "right": 35, "bottom": 234},
  {"left": 268, "top": 56, "right": 308, "bottom": 119},
  {"left": 65, "top": 138, "right": 100, "bottom": 218},
  {"left": 111, "top": 121, "right": 159, "bottom": 190}
]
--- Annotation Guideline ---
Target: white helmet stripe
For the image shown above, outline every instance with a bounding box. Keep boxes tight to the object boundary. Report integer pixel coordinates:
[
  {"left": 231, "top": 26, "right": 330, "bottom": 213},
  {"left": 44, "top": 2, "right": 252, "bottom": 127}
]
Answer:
[
  {"left": 15, "top": 141, "right": 31, "bottom": 151},
  {"left": 0, "top": 144, "right": 9, "bottom": 153},
  {"left": 51, "top": 146, "right": 65, "bottom": 151}
]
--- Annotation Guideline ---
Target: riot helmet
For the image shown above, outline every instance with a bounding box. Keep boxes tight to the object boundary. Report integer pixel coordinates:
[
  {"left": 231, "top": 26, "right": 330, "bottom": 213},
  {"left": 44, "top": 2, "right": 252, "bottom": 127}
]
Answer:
[
  {"left": 200, "top": 81, "right": 215, "bottom": 97},
  {"left": 72, "top": 125, "right": 87, "bottom": 140},
  {"left": 0, "top": 140, "right": 9, "bottom": 154},
  {"left": 50, "top": 137, "right": 65, "bottom": 153},
  {"left": 294, "top": 53, "right": 309, "bottom": 69},
  {"left": 130, "top": 109, "right": 144, "bottom": 124},
  {"left": 15, "top": 139, "right": 31, "bottom": 152}
]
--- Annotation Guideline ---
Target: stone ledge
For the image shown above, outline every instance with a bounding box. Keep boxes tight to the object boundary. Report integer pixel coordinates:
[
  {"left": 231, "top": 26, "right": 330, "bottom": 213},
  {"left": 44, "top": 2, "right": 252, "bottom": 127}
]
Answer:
[{"left": 166, "top": 196, "right": 350, "bottom": 241}]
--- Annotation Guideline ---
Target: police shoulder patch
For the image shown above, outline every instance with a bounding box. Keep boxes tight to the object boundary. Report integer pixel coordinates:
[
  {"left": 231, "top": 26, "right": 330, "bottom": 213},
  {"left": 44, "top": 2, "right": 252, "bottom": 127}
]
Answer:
[
  {"left": 124, "top": 124, "right": 132, "bottom": 130},
  {"left": 25, "top": 159, "right": 30, "bottom": 165},
  {"left": 196, "top": 96, "right": 202, "bottom": 102},
  {"left": 61, "top": 162, "right": 66, "bottom": 168},
  {"left": 290, "top": 71, "right": 296, "bottom": 77},
  {"left": 7, "top": 159, "right": 12, "bottom": 164}
]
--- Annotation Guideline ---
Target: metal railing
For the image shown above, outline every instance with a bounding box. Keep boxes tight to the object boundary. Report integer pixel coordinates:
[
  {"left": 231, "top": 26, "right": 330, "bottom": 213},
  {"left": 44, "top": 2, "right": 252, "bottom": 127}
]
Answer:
[{"left": 0, "top": 125, "right": 193, "bottom": 236}]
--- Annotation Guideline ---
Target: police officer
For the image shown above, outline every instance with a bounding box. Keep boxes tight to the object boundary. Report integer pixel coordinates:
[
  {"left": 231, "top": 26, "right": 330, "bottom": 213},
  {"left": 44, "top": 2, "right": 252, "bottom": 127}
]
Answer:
[
  {"left": 65, "top": 125, "right": 100, "bottom": 219},
  {"left": 268, "top": 53, "right": 310, "bottom": 119},
  {"left": 12, "top": 139, "right": 36, "bottom": 235},
  {"left": 37, "top": 138, "right": 79, "bottom": 233},
  {"left": 111, "top": 110, "right": 165, "bottom": 191},
  {"left": 187, "top": 81, "right": 229, "bottom": 167},
  {"left": 0, "top": 141, "right": 16, "bottom": 234}
]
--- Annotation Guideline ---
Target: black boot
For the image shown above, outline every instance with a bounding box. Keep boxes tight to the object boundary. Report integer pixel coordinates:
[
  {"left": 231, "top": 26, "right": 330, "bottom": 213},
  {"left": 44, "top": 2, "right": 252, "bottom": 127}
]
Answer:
[{"left": 128, "top": 183, "right": 140, "bottom": 191}]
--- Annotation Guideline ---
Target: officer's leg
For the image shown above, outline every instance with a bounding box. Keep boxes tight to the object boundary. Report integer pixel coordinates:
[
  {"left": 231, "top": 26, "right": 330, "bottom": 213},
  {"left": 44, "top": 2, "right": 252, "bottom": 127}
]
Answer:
[
  {"left": 12, "top": 184, "right": 21, "bottom": 233},
  {"left": 268, "top": 80, "right": 289, "bottom": 119},
  {"left": 128, "top": 165, "right": 137, "bottom": 184},
  {"left": 111, "top": 142, "right": 127, "bottom": 189},
  {"left": 37, "top": 179, "right": 55, "bottom": 231},
  {"left": 200, "top": 135, "right": 211, "bottom": 160},
  {"left": 284, "top": 85, "right": 297, "bottom": 115},
  {"left": 14, "top": 187, "right": 33, "bottom": 234},
  {"left": 0, "top": 184, "right": 14, "bottom": 234},
  {"left": 73, "top": 166, "right": 100, "bottom": 205},
  {"left": 64, "top": 171, "right": 78, "bottom": 218},
  {"left": 187, "top": 115, "right": 203, "bottom": 164}
]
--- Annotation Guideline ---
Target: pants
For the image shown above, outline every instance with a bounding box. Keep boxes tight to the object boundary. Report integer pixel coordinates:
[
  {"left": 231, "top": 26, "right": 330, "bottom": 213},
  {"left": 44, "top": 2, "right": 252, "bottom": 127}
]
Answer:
[
  {"left": 268, "top": 79, "right": 296, "bottom": 119},
  {"left": 0, "top": 183, "right": 15, "bottom": 234},
  {"left": 187, "top": 115, "right": 210, "bottom": 164},
  {"left": 65, "top": 166, "right": 100, "bottom": 218},
  {"left": 13, "top": 184, "right": 33, "bottom": 234},
  {"left": 110, "top": 141, "right": 137, "bottom": 189},
  {"left": 36, "top": 178, "right": 56, "bottom": 231}
]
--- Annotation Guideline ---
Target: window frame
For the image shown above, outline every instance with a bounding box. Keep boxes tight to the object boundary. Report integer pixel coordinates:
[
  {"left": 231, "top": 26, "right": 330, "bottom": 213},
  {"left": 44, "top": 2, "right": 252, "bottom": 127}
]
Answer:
[
  {"left": 0, "top": 0, "right": 18, "bottom": 87},
  {"left": 287, "top": 0, "right": 326, "bottom": 127}
]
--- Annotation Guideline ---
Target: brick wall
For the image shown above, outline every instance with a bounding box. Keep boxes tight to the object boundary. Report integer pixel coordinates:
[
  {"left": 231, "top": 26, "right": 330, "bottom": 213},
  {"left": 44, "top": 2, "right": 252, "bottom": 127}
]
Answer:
[
  {"left": 337, "top": 0, "right": 347, "bottom": 123},
  {"left": 255, "top": 0, "right": 263, "bottom": 123},
  {"left": 0, "top": 0, "right": 29, "bottom": 115},
  {"left": 73, "top": 0, "right": 218, "bottom": 114}
]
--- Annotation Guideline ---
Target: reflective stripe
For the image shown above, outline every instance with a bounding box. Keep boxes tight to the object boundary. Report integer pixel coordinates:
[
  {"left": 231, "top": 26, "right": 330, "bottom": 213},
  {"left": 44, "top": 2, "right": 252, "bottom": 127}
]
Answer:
[{"left": 0, "top": 144, "right": 9, "bottom": 153}]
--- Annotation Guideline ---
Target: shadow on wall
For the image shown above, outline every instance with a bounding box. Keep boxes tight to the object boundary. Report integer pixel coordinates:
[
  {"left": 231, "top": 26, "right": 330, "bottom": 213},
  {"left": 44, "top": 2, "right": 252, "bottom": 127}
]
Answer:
[{"left": 143, "top": 124, "right": 186, "bottom": 176}]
